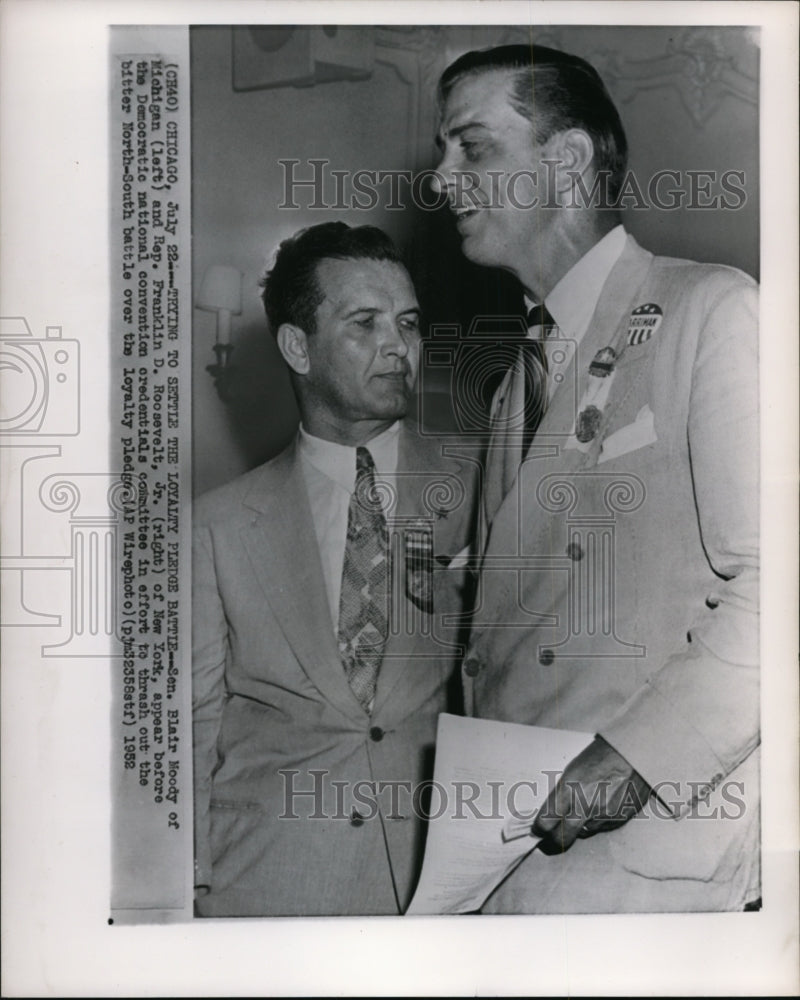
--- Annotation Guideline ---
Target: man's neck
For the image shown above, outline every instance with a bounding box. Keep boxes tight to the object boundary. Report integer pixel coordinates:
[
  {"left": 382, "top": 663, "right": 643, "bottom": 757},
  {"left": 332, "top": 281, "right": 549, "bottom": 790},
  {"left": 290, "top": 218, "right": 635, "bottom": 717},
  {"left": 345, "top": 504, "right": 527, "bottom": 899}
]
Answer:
[
  {"left": 518, "top": 211, "right": 621, "bottom": 302},
  {"left": 300, "top": 413, "right": 399, "bottom": 448}
]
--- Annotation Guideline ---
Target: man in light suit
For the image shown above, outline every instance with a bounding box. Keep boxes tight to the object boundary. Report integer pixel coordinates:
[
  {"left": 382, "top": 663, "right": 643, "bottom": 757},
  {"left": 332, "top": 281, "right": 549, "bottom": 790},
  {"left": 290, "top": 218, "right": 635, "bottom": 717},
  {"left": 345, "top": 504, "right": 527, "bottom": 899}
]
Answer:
[
  {"left": 192, "top": 222, "right": 478, "bottom": 916},
  {"left": 433, "top": 45, "right": 759, "bottom": 911}
]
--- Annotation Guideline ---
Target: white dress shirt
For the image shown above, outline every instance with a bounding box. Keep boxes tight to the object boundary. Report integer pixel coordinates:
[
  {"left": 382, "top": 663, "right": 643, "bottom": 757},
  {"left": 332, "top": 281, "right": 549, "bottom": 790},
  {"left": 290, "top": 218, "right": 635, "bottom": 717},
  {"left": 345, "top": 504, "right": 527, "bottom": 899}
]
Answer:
[
  {"left": 298, "top": 421, "right": 401, "bottom": 630},
  {"left": 526, "top": 224, "right": 627, "bottom": 400}
]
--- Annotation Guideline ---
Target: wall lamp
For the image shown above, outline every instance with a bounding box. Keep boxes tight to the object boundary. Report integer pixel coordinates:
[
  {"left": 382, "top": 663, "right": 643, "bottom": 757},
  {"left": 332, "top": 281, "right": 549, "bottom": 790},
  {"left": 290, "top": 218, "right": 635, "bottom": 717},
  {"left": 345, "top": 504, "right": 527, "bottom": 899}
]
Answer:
[{"left": 197, "top": 264, "right": 242, "bottom": 398}]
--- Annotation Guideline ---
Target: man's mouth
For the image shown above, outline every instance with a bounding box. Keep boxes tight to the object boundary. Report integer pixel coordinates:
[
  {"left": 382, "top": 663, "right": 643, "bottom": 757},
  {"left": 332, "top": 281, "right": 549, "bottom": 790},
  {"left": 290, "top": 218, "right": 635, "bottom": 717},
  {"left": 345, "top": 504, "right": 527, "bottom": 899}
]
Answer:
[{"left": 452, "top": 204, "right": 480, "bottom": 226}]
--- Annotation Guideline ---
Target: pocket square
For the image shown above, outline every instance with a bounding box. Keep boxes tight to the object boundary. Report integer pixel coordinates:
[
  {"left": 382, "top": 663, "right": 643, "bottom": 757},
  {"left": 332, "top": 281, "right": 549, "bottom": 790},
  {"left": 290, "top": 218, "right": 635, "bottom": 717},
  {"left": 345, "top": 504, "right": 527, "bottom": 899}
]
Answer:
[
  {"left": 598, "top": 405, "right": 657, "bottom": 464},
  {"left": 444, "top": 545, "right": 471, "bottom": 570}
]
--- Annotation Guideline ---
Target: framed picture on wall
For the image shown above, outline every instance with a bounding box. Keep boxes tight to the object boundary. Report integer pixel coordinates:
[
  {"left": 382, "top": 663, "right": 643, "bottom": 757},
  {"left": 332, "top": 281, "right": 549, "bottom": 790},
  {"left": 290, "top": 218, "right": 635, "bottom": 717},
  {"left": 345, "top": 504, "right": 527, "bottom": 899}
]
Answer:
[{"left": 232, "top": 25, "right": 374, "bottom": 90}]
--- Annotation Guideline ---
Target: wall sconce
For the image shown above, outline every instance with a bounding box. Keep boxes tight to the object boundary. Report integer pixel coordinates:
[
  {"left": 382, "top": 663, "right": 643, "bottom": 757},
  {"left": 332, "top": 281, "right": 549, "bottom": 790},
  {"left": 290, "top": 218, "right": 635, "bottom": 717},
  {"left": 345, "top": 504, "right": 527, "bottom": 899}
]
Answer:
[{"left": 196, "top": 264, "right": 242, "bottom": 399}]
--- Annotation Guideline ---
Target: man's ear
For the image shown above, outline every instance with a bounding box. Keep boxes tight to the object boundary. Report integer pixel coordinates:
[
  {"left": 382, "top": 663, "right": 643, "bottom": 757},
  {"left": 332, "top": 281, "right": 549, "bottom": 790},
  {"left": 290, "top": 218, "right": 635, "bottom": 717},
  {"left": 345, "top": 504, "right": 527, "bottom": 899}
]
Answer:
[
  {"left": 276, "top": 323, "right": 310, "bottom": 375},
  {"left": 545, "top": 128, "right": 595, "bottom": 199}
]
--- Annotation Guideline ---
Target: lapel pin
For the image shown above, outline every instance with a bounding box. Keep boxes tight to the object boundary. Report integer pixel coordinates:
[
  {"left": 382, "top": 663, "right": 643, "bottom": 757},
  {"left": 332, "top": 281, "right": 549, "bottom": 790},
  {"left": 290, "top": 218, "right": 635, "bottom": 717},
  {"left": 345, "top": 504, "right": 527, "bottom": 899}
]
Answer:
[
  {"left": 588, "top": 346, "right": 617, "bottom": 378},
  {"left": 627, "top": 303, "right": 663, "bottom": 346},
  {"left": 576, "top": 404, "right": 603, "bottom": 443}
]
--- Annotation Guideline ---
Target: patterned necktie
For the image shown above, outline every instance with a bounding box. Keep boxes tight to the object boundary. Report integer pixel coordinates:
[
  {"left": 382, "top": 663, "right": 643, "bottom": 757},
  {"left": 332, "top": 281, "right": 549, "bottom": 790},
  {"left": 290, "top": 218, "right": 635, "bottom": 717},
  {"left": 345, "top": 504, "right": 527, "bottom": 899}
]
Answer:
[{"left": 337, "top": 446, "right": 390, "bottom": 711}]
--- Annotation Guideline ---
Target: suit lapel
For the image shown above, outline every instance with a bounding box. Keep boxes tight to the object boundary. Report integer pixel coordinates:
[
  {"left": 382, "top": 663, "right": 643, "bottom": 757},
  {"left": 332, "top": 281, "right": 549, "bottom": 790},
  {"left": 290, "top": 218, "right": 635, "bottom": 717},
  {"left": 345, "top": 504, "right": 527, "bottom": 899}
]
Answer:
[
  {"left": 483, "top": 366, "right": 516, "bottom": 525},
  {"left": 393, "top": 422, "right": 469, "bottom": 554},
  {"left": 535, "top": 234, "right": 656, "bottom": 456},
  {"left": 570, "top": 234, "right": 656, "bottom": 458},
  {"left": 372, "top": 423, "right": 466, "bottom": 714},
  {"left": 486, "top": 238, "right": 655, "bottom": 524},
  {"left": 240, "top": 442, "right": 367, "bottom": 723},
  {"left": 487, "top": 237, "right": 658, "bottom": 560}
]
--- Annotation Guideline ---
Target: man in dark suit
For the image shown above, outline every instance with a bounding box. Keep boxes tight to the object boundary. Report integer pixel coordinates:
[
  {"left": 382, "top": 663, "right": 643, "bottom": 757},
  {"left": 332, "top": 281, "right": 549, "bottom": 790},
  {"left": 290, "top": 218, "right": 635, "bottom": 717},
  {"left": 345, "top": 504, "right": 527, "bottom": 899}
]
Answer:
[
  {"left": 192, "top": 222, "right": 479, "bottom": 916},
  {"left": 433, "top": 45, "right": 759, "bottom": 911}
]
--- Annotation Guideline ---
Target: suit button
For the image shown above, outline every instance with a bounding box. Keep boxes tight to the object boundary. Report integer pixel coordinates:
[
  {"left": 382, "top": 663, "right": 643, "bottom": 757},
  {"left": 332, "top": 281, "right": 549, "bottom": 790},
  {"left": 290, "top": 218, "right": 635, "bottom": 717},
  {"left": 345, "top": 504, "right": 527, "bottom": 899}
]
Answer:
[
  {"left": 539, "top": 648, "right": 555, "bottom": 666},
  {"left": 350, "top": 810, "right": 364, "bottom": 827},
  {"left": 463, "top": 657, "right": 480, "bottom": 677},
  {"left": 566, "top": 541, "right": 583, "bottom": 561},
  {"left": 369, "top": 726, "right": 384, "bottom": 742}
]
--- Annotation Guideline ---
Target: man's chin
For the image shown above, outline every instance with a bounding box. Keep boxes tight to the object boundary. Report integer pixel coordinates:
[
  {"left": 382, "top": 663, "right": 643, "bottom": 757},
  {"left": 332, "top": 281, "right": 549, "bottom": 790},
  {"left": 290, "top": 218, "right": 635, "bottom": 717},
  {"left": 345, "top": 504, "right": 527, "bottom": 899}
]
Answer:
[
  {"left": 460, "top": 233, "right": 494, "bottom": 267},
  {"left": 387, "top": 398, "right": 410, "bottom": 421},
  {"left": 372, "top": 391, "right": 411, "bottom": 422}
]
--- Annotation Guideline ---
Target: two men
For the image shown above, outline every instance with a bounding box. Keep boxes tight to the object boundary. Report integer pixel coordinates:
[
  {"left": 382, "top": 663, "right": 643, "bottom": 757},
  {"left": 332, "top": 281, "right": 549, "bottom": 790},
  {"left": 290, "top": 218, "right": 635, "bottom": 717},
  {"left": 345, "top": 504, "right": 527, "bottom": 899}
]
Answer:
[
  {"left": 193, "top": 40, "right": 759, "bottom": 917},
  {"left": 192, "top": 223, "right": 478, "bottom": 916},
  {"left": 434, "top": 45, "right": 759, "bottom": 911}
]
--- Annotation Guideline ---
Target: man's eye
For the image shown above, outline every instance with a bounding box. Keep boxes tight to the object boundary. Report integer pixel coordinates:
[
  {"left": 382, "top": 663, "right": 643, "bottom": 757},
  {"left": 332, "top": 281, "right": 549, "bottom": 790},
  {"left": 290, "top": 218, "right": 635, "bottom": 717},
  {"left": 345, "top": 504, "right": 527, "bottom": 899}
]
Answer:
[
  {"left": 461, "top": 140, "right": 482, "bottom": 162},
  {"left": 354, "top": 316, "right": 375, "bottom": 329},
  {"left": 400, "top": 317, "right": 420, "bottom": 333}
]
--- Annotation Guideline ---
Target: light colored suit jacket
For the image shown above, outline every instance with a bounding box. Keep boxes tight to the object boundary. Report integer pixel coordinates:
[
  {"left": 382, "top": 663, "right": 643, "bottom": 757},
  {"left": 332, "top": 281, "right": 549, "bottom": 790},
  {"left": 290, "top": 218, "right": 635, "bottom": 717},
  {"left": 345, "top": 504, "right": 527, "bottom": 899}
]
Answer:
[
  {"left": 193, "top": 421, "right": 479, "bottom": 916},
  {"left": 468, "top": 235, "right": 760, "bottom": 912}
]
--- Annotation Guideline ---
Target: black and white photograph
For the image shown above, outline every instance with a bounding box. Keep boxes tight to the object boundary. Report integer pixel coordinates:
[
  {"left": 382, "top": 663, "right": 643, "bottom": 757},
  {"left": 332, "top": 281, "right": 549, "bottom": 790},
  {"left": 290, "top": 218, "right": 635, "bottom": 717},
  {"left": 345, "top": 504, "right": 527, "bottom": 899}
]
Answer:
[
  {"left": 189, "top": 21, "right": 763, "bottom": 920},
  {"left": 2, "top": 1, "right": 798, "bottom": 995}
]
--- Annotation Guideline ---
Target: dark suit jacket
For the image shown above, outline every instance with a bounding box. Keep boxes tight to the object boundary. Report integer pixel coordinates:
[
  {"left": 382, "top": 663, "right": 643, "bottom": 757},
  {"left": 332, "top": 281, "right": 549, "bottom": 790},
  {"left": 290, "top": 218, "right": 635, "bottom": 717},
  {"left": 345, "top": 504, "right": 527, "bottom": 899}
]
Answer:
[{"left": 193, "top": 421, "right": 479, "bottom": 916}]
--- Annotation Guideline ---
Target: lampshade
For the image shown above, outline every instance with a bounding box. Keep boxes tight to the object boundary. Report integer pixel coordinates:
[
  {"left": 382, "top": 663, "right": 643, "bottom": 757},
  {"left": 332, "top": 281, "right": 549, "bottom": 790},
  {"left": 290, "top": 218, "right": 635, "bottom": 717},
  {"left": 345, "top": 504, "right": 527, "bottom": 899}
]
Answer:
[{"left": 197, "top": 264, "right": 243, "bottom": 314}]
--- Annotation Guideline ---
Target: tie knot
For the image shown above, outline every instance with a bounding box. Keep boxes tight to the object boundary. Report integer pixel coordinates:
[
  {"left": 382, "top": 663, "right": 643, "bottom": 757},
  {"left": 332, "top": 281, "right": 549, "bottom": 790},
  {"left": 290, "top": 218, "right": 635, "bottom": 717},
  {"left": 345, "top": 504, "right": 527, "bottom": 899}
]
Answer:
[
  {"left": 356, "top": 445, "right": 376, "bottom": 478},
  {"left": 354, "top": 446, "right": 386, "bottom": 518},
  {"left": 526, "top": 303, "right": 555, "bottom": 330}
]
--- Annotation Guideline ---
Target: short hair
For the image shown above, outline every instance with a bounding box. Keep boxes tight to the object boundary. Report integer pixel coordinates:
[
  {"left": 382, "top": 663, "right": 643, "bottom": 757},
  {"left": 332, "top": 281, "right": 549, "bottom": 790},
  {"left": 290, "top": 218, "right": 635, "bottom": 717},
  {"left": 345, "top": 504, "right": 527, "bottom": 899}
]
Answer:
[
  {"left": 439, "top": 44, "right": 628, "bottom": 201},
  {"left": 261, "top": 222, "right": 405, "bottom": 336}
]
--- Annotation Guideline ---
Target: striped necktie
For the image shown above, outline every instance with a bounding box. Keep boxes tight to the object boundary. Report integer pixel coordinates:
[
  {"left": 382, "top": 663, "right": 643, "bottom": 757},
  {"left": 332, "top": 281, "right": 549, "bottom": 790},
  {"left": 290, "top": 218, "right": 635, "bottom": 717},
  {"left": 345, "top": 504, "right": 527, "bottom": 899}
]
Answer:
[{"left": 337, "top": 446, "right": 390, "bottom": 711}]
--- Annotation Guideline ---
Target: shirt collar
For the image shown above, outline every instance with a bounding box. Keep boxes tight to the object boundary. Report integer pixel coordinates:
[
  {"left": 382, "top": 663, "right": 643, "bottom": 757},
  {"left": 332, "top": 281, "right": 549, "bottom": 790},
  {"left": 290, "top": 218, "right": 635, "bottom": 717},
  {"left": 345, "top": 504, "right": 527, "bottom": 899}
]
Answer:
[
  {"left": 526, "top": 225, "right": 627, "bottom": 342},
  {"left": 298, "top": 420, "right": 401, "bottom": 492}
]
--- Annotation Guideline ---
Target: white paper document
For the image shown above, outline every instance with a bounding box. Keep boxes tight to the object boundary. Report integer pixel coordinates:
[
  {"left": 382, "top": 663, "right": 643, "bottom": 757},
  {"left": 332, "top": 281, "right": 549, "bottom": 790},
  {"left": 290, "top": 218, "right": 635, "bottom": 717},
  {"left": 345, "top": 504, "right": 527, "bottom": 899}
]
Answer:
[{"left": 406, "top": 714, "right": 593, "bottom": 915}]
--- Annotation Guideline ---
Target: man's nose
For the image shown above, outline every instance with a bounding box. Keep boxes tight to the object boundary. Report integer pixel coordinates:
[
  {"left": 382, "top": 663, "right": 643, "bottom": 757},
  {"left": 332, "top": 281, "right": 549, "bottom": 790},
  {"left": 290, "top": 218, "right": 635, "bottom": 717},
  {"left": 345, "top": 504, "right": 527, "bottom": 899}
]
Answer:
[
  {"left": 429, "top": 149, "right": 455, "bottom": 197},
  {"left": 380, "top": 321, "right": 413, "bottom": 356},
  {"left": 387, "top": 324, "right": 410, "bottom": 355},
  {"left": 429, "top": 167, "right": 446, "bottom": 197}
]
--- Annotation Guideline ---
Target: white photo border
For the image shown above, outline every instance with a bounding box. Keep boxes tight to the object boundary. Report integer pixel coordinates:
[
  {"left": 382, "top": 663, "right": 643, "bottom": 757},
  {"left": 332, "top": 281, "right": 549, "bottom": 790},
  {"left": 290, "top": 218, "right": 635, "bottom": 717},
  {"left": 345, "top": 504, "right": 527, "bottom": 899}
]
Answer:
[{"left": 1, "top": 0, "right": 797, "bottom": 995}]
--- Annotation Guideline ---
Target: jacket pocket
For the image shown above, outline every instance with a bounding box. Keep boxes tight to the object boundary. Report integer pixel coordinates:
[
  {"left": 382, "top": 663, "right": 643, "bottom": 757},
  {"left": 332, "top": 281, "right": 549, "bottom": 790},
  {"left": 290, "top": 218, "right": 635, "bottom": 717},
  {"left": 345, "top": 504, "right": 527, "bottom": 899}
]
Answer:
[
  {"left": 609, "top": 752, "right": 758, "bottom": 882},
  {"left": 598, "top": 405, "right": 658, "bottom": 464}
]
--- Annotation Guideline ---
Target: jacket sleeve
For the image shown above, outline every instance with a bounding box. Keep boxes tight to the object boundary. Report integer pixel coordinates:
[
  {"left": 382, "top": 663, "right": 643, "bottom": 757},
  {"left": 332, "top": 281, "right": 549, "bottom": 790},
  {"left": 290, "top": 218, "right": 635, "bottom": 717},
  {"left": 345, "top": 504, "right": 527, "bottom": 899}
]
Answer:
[
  {"left": 192, "top": 521, "right": 229, "bottom": 891},
  {"left": 601, "top": 277, "right": 760, "bottom": 815}
]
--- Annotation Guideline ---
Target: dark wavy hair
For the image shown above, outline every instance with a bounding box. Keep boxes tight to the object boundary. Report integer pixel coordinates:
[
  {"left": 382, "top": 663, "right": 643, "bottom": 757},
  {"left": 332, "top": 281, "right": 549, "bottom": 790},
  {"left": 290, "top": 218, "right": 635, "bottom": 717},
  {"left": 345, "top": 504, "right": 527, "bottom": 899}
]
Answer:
[
  {"left": 261, "top": 222, "right": 404, "bottom": 336},
  {"left": 439, "top": 44, "right": 628, "bottom": 201}
]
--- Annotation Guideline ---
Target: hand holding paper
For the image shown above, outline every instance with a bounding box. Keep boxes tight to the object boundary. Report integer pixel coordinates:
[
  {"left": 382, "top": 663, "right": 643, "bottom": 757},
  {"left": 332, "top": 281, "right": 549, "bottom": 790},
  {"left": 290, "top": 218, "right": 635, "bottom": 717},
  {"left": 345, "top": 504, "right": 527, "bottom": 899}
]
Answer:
[
  {"left": 405, "top": 714, "right": 593, "bottom": 915},
  {"left": 532, "top": 735, "right": 651, "bottom": 853}
]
